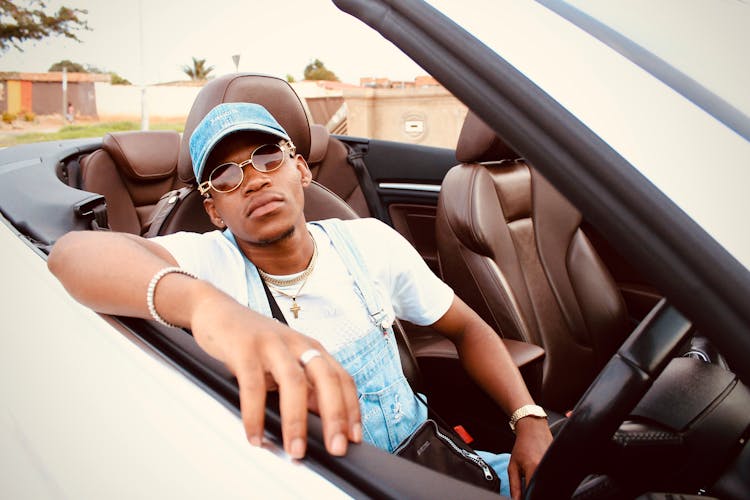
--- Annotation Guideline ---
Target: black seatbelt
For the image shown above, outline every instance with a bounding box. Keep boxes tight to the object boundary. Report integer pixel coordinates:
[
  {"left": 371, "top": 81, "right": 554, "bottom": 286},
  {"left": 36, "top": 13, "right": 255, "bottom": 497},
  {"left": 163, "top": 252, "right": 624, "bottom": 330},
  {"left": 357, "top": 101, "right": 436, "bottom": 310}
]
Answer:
[
  {"left": 65, "top": 157, "right": 82, "bottom": 188},
  {"left": 345, "top": 144, "right": 389, "bottom": 222},
  {"left": 74, "top": 194, "right": 109, "bottom": 231},
  {"left": 143, "top": 186, "right": 193, "bottom": 237},
  {"left": 261, "top": 278, "right": 288, "bottom": 325}
]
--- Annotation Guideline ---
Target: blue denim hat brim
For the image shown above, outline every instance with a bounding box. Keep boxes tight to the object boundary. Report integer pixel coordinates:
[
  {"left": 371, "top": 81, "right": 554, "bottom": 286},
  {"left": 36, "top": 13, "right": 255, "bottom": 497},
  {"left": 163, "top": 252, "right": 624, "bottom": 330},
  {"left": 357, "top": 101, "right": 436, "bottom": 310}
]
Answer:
[{"left": 189, "top": 103, "right": 291, "bottom": 182}]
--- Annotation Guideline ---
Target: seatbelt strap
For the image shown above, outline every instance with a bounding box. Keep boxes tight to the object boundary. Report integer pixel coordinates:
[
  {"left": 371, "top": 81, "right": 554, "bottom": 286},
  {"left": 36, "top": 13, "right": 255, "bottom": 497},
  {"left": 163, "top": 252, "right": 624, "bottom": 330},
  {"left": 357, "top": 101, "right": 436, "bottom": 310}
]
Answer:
[
  {"left": 65, "top": 157, "right": 82, "bottom": 188},
  {"left": 345, "top": 144, "right": 389, "bottom": 222},
  {"left": 143, "top": 186, "right": 193, "bottom": 237},
  {"left": 74, "top": 194, "right": 109, "bottom": 231},
  {"left": 261, "top": 278, "right": 288, "bottom": 325}
]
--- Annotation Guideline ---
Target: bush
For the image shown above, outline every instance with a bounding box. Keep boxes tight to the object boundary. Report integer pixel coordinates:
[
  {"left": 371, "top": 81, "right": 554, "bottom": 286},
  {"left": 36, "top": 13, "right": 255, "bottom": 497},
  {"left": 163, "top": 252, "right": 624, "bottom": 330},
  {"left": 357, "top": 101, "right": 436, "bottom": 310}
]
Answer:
[
  {"left": 110, "top": 72, "right": 131, "bottom": 85},
  {"left": 23, "top": 111, "right": 35, "bottom": 122},
  {"left": 2, "top": 112, "right": 17, "bottom": 124}
]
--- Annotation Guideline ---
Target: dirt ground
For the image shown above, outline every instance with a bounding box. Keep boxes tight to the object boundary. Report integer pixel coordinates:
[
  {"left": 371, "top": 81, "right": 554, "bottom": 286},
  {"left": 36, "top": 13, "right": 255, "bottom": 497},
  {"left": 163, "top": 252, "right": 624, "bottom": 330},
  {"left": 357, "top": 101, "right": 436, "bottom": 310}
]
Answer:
[
  {"left": 0, "top": 114, "right": 186, "bottom": 147},
  {"left": 0, "top": 114, "right": 76, "bottom": 134},
  {"left": 0, "top": 114, "right": 186, "bottom": 133}
]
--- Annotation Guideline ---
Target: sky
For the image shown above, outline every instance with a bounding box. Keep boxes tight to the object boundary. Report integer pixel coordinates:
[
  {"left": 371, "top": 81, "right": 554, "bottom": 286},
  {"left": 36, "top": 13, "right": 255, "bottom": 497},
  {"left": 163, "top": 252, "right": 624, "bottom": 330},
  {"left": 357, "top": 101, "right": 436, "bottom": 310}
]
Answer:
[{"left": 0, "top": 0, "right": 437, "bottom": 85}]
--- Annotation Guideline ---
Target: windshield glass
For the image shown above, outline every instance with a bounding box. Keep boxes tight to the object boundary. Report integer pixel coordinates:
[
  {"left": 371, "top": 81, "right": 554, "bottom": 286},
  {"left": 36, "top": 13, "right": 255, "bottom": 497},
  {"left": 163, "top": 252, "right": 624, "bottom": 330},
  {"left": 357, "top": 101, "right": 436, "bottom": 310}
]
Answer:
[
  {"left": 558, "top": 0, "right": 750, "bottom": 120},
  {"left": 427, "top": 0, "right": 750, "bottom": 269}
]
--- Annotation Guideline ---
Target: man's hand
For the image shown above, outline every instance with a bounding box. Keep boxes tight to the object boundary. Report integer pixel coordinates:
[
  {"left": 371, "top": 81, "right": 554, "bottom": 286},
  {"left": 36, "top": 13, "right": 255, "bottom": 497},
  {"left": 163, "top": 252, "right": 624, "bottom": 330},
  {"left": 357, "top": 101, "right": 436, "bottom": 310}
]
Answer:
[
  {"left": 189, "top": 290, "right": 362, "bottom": 459},
  {"left": 507, "top": 417, "right": 553, "bottom": 500}
]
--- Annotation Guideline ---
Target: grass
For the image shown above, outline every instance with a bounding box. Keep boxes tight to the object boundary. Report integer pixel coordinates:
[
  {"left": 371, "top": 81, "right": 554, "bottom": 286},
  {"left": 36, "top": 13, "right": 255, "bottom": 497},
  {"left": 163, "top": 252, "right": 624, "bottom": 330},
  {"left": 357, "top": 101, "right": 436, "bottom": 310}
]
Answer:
[{"left": 0, "top": 121, "right": 185, "bottom": 147}]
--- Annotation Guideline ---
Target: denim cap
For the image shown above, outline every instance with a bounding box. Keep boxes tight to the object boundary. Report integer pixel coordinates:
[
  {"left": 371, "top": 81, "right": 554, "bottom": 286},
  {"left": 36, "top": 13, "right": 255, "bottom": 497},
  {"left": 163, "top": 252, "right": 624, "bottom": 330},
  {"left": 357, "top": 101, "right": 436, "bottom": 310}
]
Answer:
[{"left": 189, "top": 102, "right": 291, "bottom": 182}]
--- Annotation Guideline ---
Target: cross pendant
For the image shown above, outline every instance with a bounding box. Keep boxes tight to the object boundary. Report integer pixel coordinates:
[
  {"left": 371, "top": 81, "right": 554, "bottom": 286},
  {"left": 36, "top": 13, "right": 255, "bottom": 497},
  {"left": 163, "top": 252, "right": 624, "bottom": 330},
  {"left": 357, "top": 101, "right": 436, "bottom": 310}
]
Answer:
[{"left": 290, "top": 300, "right": 301, "bottom": 319}]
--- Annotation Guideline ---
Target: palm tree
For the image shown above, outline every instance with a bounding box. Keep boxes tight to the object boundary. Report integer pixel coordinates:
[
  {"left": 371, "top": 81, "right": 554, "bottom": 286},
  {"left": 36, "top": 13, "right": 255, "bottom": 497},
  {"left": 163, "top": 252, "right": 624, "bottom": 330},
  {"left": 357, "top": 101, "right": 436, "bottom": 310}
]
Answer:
[{"left": 182, "top": 57, "right": 214, "bottom": 81}]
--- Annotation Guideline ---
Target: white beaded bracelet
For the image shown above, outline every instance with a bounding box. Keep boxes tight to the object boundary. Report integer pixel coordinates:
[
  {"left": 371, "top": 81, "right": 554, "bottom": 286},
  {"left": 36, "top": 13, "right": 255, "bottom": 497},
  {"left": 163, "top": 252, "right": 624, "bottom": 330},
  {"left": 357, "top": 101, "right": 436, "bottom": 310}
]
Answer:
[{"left": 146, "top": 267, "right": 197, "bottom": 328}]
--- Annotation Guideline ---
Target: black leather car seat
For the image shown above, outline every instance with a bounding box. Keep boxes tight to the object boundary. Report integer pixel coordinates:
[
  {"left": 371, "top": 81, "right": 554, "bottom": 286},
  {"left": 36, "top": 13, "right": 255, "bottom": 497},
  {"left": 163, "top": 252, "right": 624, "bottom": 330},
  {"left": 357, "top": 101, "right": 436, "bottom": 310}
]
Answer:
[{"left": 435, "top": 111, "right": 631, "bottom": 411}]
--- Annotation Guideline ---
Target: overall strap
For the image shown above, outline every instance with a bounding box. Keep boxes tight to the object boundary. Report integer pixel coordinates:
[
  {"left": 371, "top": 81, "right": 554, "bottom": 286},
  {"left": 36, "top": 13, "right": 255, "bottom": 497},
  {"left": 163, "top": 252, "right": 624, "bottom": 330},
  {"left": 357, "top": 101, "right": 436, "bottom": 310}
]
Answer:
[
  {"left": 310, "top": 219, "right": 391, "bottom": 333},
  {"left": 222, "top": 229, "right": 273, "bottom": 318}
]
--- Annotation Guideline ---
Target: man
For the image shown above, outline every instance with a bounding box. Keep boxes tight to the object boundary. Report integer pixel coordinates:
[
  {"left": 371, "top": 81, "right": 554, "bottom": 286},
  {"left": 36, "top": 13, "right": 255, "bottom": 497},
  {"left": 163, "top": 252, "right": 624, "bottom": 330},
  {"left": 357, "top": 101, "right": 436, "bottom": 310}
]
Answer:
[{"left": 49, "top": 102, "right": 551, "bottom": 499}]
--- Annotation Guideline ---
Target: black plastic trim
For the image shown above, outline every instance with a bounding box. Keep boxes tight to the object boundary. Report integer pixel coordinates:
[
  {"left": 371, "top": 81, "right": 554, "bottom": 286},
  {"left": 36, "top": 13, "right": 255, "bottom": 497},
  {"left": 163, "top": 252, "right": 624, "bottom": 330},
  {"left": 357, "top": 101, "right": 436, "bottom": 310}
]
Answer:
[
  {"left": 0, "top": 139, "right": 103, "bottom": 245},
  {"left": 337, "top": 136, "right": 456, "bottom": 185}
]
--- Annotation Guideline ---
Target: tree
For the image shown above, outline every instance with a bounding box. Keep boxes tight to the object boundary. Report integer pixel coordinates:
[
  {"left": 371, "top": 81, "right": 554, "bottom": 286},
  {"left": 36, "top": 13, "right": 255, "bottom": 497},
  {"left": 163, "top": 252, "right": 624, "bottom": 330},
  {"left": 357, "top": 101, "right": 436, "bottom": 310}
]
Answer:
[
  {"left": 303, "top": 59, "right": 338, "bottom": 81},
  {"left": 48, "top": 59, "right": 86, "bottom": 72},
  {"left": 286, "top": 74, "right": 296, "bottom": 83},
  {"left": 84, "top": 63, "right": 105, "bottom": 74},
  {"left": 182, "top": 57, "right": 214, "bottom": 81},
  {"left": 0, "top": 0, "right": 89, "bottom": 52},
  {"left": 109, "top": 72, "right": 130, "bottom": 85}
]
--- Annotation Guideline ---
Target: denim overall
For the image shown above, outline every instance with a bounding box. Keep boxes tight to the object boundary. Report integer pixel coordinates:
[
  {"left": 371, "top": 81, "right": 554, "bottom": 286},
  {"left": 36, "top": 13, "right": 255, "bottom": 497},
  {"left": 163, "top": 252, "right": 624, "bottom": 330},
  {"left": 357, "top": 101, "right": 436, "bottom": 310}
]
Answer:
[
  {"left": 224, "top": 221, "right": 509, "bottom": 494},
  {"left": 223, "top": 221, "right": 426, "bottom": 451}
]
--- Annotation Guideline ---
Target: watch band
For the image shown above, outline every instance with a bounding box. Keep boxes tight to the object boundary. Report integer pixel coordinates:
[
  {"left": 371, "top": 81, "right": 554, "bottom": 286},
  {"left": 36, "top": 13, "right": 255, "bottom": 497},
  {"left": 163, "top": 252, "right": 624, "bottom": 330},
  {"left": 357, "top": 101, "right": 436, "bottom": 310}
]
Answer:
[{"left": 509, "top": 404, "right": 547, "bottom": 432}]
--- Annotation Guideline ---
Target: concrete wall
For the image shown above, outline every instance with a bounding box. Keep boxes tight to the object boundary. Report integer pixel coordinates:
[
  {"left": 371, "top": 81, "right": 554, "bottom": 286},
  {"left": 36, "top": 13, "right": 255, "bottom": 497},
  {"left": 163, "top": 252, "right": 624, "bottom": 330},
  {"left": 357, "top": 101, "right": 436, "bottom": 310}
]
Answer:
[
  {"left": 344, "top": 86, "right": 467, "bottom": 148},
  {"left": 94, "top": 83, "right": 202, "bottom": 120},
  {"left": 32, "top": 82, "right": 97, "bottom": 116},
  {"left": 88, "top": 82, "right": 467, "bottom": 150}
]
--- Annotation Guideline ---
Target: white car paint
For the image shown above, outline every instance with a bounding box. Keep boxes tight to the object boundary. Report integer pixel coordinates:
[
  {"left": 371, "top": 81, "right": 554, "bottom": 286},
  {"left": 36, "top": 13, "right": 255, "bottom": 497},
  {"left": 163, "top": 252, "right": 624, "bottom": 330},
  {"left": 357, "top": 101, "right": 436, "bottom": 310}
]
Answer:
[{"left": 0, "top": 222, "right": 350, "bottom": 499}]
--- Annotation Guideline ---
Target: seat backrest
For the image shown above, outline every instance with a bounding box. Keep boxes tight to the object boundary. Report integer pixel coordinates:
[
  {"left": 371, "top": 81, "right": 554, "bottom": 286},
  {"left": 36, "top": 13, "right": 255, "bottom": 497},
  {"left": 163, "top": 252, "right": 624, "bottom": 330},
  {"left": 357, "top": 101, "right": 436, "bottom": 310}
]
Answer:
[
  {"left": 176, "top": 73, "right": 312, "bottom": 185},
  {"left": 308, "top": 124, "right": 371, "bottom": 217},
  {"left": 80, "top": 130, "right": 182, "bottom": 234},
  {"left": 435, "top": 111, "right": 630, "bottom": 411}
]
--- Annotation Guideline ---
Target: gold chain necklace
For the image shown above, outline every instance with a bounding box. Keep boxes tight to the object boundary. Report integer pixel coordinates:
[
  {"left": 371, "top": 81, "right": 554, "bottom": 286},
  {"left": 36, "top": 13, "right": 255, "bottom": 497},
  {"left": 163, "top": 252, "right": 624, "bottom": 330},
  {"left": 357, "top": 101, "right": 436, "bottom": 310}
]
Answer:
[
  {"left": 257, "top": 232, "right": 318, "bottom": 287},
  {"left": 259, "top": 233, "right": 318, "bottom": 319}
]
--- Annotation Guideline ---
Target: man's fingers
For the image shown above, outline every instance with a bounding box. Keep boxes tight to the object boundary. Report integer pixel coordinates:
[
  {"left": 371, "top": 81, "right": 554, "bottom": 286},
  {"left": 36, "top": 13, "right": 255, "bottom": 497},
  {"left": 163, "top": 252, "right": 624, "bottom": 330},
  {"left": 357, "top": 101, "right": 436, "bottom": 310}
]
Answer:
[
  {"left": 234, "top": 360, "right": 267, "bottom": 447},
  {"left": 302, "top": 351, "right": 352, "bottom": 456},
  {"left": 508, "top": 459, "right": 522, "bottom": 500},
  {"left": 338, "top": 368, "right": 362, "bottom": 442},
  {"left": 267, "top": 348, "right": 311, "bottom": 459},
  {"left": 228, "top": 324, "right": 361, "bottom": 460}
]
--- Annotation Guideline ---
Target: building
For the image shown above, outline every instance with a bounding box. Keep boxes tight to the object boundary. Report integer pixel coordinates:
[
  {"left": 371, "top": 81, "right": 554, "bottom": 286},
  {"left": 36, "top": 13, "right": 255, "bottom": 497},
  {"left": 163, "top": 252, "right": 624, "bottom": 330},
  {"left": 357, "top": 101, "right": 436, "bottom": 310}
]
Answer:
[{"left": 0, "top": 72, "right": 110, "bottom": 117}]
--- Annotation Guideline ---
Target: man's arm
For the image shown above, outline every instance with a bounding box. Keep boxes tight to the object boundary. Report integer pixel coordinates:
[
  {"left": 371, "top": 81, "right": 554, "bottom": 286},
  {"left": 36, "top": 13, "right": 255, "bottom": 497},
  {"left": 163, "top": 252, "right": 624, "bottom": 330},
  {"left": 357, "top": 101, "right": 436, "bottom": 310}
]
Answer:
[
  {"left": 430, "top": 295, "right": 553, "bottom": 500},
  {"left": 47, "top": 230, "right": 362, "bottom": 458}
]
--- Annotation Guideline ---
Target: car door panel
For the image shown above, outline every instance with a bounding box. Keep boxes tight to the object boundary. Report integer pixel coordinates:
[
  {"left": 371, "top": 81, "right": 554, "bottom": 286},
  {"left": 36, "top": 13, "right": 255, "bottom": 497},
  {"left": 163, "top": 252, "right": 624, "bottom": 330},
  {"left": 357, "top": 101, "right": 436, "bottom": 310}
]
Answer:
[{"left": 338, "top": 136, "right": 456, "bottom": 276}]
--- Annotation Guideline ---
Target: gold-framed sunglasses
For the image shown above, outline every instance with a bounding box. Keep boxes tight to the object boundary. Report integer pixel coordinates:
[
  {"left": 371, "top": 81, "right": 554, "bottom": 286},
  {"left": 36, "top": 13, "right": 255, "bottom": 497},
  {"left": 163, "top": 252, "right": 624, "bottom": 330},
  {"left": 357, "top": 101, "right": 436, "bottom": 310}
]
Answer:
[{"left": 198, "top": 140, "right": 296, "bottom": 196}]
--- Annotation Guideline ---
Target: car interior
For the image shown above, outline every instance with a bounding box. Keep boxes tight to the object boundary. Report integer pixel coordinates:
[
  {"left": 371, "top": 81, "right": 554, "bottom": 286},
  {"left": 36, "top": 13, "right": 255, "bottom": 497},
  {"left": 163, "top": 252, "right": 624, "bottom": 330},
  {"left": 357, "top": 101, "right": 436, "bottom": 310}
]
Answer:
[{"left": 1, "top": 71, "right": 748, "bottom": 499}]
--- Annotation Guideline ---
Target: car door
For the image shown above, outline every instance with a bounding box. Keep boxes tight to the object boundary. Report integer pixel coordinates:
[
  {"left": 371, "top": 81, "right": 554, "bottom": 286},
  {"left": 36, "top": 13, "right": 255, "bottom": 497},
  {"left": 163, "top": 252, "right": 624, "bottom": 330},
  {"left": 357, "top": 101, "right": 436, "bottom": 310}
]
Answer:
[{"left": 337, "top": 135, "right": 457, "bottom": 276}]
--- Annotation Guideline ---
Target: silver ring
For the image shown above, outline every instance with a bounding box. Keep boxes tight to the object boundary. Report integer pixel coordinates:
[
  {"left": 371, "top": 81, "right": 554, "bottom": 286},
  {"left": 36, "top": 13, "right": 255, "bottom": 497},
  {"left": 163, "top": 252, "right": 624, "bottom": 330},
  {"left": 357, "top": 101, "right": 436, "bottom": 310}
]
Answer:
[{"left": 299, "top": 348, "right": 322, "bottom": 367}]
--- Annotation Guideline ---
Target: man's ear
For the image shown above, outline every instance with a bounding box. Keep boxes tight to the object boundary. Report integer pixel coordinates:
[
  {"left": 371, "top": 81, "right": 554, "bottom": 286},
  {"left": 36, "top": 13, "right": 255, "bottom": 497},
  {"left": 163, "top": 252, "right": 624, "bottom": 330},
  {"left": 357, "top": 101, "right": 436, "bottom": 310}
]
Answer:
[
  {"left": 296, "top": 155, "right": 312, "bottom": 187},
  {"left": 203, "top": 197, "right": 226, "bottom": 229}
]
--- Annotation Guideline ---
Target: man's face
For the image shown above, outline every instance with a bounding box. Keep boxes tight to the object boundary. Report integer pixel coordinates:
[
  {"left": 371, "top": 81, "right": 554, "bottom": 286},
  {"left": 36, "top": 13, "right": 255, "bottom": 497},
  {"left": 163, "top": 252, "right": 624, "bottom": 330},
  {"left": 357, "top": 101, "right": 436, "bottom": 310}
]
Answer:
[{"left": 202, "top": 130, "right": 311, "bottom": 245}]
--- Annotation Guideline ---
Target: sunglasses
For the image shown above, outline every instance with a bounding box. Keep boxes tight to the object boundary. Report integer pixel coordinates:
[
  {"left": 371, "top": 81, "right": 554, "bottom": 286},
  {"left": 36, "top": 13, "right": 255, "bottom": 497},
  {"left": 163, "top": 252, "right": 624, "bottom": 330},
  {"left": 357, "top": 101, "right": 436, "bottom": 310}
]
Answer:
[{"left": 198, "top": 140, "right": 296, "bottom": 196}]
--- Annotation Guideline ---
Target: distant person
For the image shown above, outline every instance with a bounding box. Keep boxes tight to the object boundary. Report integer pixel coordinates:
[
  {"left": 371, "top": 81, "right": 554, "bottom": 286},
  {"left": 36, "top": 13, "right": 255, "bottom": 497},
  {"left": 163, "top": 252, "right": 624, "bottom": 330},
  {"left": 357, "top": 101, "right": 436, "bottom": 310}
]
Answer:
[{"left": 66, "top": 102, "right": 75, "bottom": 124}]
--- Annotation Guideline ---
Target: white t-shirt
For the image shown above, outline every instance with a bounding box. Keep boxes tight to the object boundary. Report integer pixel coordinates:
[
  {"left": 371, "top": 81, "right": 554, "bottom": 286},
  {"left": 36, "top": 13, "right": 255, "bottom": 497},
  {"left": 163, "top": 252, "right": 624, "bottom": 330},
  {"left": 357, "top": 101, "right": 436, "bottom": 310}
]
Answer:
[{"left": 150, "top": 218, "right": 454, "bottom": 354}]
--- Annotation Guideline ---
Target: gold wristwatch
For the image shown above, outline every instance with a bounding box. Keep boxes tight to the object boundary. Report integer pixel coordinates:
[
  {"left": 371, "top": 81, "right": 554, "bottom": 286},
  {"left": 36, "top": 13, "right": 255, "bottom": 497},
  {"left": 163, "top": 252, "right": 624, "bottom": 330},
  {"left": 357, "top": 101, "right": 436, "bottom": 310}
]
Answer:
[{"left": 509, "top": 404, "right": 547, "bottom": 432}]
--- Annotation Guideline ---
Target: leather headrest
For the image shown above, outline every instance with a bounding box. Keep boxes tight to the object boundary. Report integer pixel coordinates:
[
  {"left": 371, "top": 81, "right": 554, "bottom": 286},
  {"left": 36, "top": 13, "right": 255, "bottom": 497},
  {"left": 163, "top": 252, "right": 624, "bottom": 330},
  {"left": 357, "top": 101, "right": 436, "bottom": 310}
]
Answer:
[
  {"left": 103, "top": 131, "right": 180, "bottom": 181},
  {"left": 178, "top": 73, "right": 311, "bottom": 184},
  {"left": 308, "top": 124, "right": 330, "bottom": 164},
  {"left": 456, "top": 111, "right": 518, "bottom": 163}
]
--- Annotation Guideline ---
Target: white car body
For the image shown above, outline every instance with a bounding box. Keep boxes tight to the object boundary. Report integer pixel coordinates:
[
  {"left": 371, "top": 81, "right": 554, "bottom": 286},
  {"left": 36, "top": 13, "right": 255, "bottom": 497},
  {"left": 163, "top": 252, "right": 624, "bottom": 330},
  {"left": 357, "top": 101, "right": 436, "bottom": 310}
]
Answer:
[{"left": 0, "top": 221, "right": 348, "bottom": 499}]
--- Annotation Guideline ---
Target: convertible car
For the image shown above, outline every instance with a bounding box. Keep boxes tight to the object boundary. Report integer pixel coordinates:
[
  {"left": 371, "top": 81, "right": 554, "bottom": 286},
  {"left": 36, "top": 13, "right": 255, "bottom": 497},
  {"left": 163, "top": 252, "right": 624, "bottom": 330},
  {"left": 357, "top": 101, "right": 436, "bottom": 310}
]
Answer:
[{"left": 1, "top": 1, "right": 748, "bottom": 498}]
